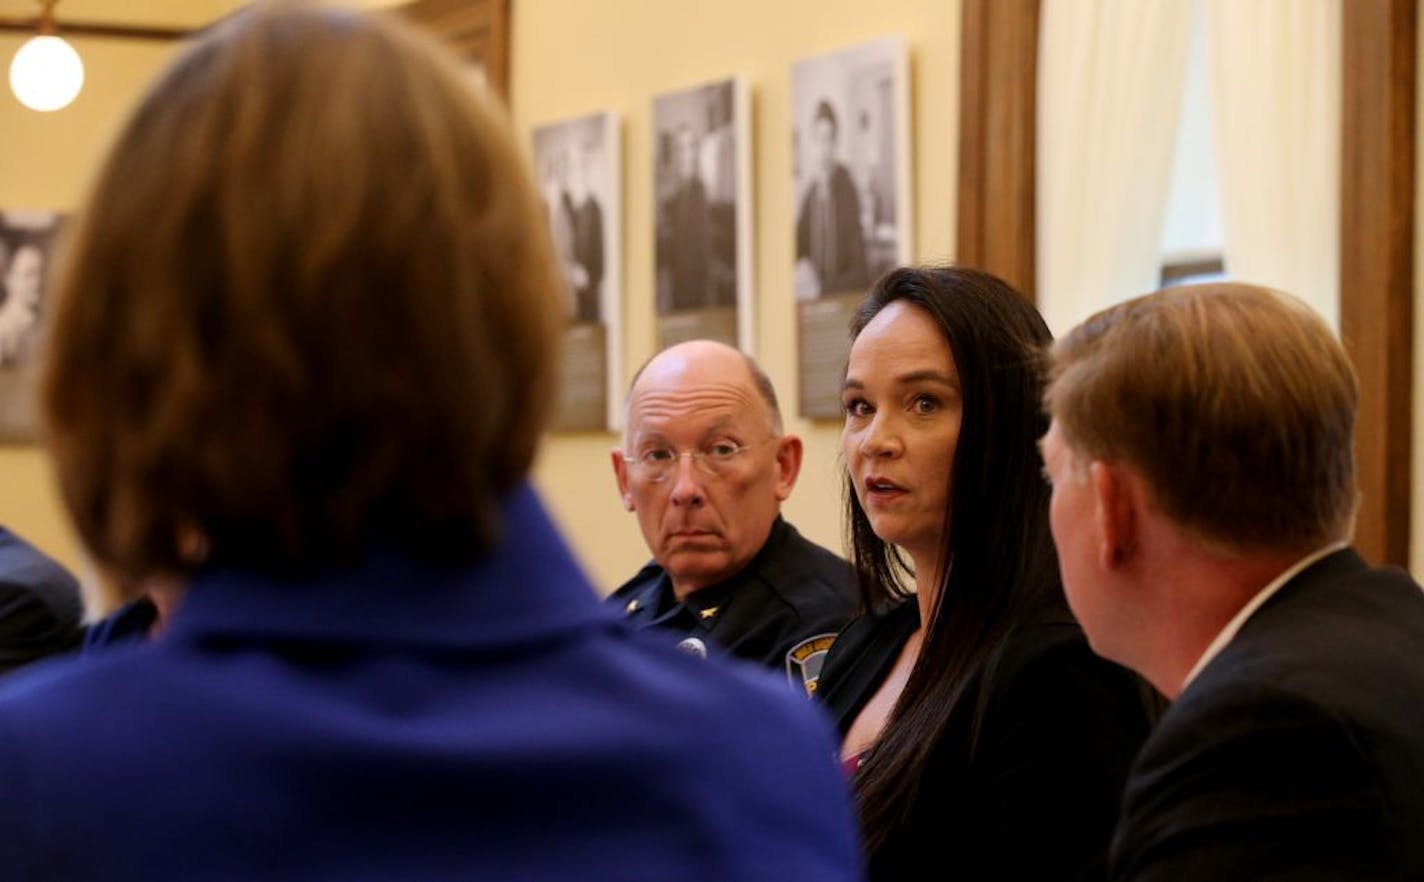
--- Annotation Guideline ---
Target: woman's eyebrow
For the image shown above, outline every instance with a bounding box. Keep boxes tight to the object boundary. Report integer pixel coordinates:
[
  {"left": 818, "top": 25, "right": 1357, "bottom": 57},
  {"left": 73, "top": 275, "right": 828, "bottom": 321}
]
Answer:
[{"left": 895, "top": 369, "right": 958, "bottom": 388}]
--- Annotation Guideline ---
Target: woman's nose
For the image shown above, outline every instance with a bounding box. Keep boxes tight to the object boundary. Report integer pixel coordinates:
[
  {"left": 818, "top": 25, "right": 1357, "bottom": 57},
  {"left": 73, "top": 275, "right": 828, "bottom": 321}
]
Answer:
[{"left": 859, "top": 413, "right": 902, "bottom": 458}]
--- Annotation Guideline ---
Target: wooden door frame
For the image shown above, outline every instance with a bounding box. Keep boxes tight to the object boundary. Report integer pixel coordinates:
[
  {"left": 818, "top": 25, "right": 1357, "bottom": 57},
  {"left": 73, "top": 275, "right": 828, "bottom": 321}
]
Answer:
[
  {"left": 400, "top": 0, "right": 511, "bottom": 100},
  {"left": 1340, "top": 0, "right": 1415, "bottom": 567}
]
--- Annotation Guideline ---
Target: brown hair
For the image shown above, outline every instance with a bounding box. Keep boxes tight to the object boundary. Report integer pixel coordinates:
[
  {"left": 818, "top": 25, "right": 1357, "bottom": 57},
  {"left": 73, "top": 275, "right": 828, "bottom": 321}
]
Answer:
[
  {"left": 43, "top": 2, "right": 563, "bottom": 590},
  {"left": 1045, "top": 282, "right": 1357, "bottom": 553}
]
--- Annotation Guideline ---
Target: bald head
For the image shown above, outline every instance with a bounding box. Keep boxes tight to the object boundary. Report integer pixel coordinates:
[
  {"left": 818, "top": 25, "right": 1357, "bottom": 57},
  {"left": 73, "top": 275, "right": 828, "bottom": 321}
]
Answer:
[{"left": 626, "top": 341, "right": 782, "bottom": 440}]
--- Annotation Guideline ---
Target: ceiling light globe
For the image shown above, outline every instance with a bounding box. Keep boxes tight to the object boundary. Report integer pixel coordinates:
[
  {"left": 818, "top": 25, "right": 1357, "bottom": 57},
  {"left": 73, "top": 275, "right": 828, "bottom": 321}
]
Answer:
[{"left": 9, "top": 35, "right": 84, "bottom": 112}]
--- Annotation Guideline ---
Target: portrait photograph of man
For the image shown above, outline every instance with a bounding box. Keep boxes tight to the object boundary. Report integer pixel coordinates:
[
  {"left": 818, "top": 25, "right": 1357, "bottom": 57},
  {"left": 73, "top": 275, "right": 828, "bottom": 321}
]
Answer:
[
  {"left": 533, "top": 114, "right": 618, "bottom": 326},
  {"left": 531, "top": 113, "right": 623, "bottom": 431},
  {"left": 790, "top": 38, "right": 911, "bottom": 418},
  {"left": 0, "top": 210, "right": 63, "bottom": 440},
  {"left": 791, "top": 38, "right": 910, "bottom": 301},
  {"left": 0, "top": 212, "right": 62, "bottom": 369},
  {"left": 652, "top": 78, "right": 752, "bottom": 351}
]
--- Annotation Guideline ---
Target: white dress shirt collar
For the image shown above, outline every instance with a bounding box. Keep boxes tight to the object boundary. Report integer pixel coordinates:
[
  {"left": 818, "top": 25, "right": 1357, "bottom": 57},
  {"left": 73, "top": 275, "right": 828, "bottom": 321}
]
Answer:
[{"left": 1179, "top": 541, "right": 1348, "bottom": 692}]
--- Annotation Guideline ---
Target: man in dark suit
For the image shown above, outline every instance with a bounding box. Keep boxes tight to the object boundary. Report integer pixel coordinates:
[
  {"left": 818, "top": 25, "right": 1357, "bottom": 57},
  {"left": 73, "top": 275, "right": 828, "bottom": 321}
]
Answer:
[
  {"left": 657, "top": 124, "right": 713, "bottom": 312},
  {"left": 795, "top": 100, "right": 868, "bottom": 299},
  {"left": 1040, "top": 282, "right": 1424, "bottom": 880},
  {"left": 0, "top": 525, "right": 82, "bottom": 673},
  {"left": 566, "top": 140, "right": 604, "bottom": 324}
]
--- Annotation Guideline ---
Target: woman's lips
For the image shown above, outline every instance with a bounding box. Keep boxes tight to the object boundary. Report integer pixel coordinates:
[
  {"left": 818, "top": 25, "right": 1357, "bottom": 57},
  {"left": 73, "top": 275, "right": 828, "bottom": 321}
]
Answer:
[{"left": 864, "top": 477, "right": 907, "bottom": 503}]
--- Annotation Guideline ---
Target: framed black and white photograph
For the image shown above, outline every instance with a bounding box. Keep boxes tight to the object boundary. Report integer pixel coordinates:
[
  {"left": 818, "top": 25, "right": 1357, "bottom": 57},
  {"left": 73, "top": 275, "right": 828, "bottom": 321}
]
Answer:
[
  {"left": 792, "top": 38, "right": 912, "bottom": 418},
  {"left": 532, "top": 111, "right": 623, "bottom": 431},
  {"left": 652, "top": 77, "right": 753, "bottom": 351},
  {"left": 0, "top": 210, "right": 65, "bottom": 442}
]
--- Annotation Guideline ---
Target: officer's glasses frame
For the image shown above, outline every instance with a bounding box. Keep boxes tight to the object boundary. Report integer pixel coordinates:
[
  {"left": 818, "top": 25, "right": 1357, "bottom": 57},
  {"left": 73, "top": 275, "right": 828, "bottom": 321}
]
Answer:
[{"left": 622, "top": 437, "right": 777, "bottom": 484}]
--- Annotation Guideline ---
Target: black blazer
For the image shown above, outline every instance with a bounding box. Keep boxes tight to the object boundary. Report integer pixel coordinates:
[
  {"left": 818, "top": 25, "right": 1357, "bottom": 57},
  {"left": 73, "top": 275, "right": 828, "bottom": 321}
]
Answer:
[
  {"left": 818, "top": 601, "right": 1153, "bottom": 881},
  {"left": 1111, "top": 547, "right": 1424, "bottom": 880},
  {"left": 0, "top": 527, "right": 82, "bottom": 674}
]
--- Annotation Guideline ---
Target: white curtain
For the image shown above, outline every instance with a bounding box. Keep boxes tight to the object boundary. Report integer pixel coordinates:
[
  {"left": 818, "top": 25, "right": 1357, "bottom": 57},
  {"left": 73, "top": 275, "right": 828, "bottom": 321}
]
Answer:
[
  {"left": 1037, "top": 0, "right": 1194, "bottom": 336},
  {"left": 1206, "top": 0, "right": 1341, "bottom": 330}
]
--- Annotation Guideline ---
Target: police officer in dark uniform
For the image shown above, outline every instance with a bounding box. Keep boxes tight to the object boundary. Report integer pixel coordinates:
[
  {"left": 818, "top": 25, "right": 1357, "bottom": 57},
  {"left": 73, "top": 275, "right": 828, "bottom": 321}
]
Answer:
[{"left": 608, "top": 340, "right": 857, "bottom": 693}]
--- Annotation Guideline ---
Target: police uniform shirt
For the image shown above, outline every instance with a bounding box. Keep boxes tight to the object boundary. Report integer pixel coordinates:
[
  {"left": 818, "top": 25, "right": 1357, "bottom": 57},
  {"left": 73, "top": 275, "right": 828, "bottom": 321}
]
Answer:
[{"left": 607, "top": 517, "right": 858, "bottom": 694}]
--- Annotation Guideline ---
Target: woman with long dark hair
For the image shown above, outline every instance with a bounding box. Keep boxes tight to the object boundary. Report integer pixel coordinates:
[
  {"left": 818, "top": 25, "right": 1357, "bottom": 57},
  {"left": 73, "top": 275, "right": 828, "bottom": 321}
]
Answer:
[{"left": 817, "top": 265, "right": 1154, "bottom": 880}]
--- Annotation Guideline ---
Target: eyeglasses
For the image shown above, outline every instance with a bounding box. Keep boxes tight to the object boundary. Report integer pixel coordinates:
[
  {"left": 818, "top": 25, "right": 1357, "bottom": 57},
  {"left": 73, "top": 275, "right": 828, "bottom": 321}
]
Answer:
[{"left": 622, "top": 437, "right": 775, "bottom": 484}]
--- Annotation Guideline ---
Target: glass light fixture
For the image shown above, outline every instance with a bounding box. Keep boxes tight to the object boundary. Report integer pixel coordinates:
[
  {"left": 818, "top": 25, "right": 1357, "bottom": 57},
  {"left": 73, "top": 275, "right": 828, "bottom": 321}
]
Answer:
[{"left": 9, "top": 0, "right": 83, "bottom": 113}]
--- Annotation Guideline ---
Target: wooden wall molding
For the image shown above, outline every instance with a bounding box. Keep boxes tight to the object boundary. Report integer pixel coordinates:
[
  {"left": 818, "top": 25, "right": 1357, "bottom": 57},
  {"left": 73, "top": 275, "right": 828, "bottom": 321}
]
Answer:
[
  {"left": 1340, "top": 0, "right": 1415, "bottom": 566},
  {"left": 956, "top": 0, "right": 1040, "bottom": 300},
  {"left": 400, "top": 0, "right": 510, "bottom": 100}
]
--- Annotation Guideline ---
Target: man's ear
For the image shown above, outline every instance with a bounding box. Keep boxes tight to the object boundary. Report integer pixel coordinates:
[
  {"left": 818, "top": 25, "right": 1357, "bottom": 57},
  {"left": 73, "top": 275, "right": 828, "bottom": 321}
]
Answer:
[
  {"left": 610, "top": 447, "right": 635, "bottom": 511},
  {"left": 772, "top": 434, "right": 804, "bottom": 502},
  {"left": 1089, "top": 460, "right": 1137, "bottom": 570}
]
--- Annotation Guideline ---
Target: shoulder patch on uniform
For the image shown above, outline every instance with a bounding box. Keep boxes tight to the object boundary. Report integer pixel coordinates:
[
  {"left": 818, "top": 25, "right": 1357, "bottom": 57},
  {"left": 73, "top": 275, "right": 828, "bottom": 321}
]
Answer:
[{"left": 785, "top": 633, "right": 838, "bottom": 697}]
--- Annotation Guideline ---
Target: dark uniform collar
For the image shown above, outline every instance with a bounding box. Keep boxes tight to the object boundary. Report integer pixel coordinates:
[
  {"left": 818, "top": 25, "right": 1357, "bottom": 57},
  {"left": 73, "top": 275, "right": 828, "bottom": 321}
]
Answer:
[{"left": 617, "top": 516, "right": 791, "bottom": 622}]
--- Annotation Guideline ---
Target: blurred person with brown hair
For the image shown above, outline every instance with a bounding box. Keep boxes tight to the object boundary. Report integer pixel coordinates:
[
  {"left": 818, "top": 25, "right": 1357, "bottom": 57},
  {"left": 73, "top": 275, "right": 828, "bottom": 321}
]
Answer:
[
  {"left": 0, "top": 5, "right": 860, "bottom": 880},
  {"left": 1042, "top": 282, "right": 1424, "bottom": 880}
]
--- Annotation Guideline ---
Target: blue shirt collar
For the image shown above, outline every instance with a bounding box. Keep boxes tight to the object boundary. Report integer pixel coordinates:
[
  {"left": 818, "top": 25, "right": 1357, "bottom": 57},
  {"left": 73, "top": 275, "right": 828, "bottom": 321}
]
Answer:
[{"left": 167, "top": 483, "right": 611, "bottom": 650}]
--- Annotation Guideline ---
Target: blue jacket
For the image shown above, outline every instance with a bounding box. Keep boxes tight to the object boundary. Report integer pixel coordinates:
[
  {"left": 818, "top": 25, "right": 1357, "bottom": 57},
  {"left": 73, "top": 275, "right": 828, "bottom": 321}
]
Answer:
[{"left": 0, "top": 485, "right": 860, "bottom": 881}]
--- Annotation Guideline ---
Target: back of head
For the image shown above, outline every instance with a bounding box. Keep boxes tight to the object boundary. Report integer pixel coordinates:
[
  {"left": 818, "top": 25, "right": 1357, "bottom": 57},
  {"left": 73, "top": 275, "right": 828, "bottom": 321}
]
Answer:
[
  {"left": 1046, "top": 283, "right": 1357, "bottom": 553},
  {"left": 44, "top": 2, "right": 563, "bottom": 589}
]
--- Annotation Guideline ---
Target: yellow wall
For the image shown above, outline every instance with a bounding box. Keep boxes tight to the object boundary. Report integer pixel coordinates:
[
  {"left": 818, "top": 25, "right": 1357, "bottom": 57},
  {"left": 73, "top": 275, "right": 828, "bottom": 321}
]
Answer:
[
  {"left": 512, "top": 0, "right": 960, "bottom": 592},
  {"left": 0, "top": 36, "right": 184, "bottom": 569}
]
